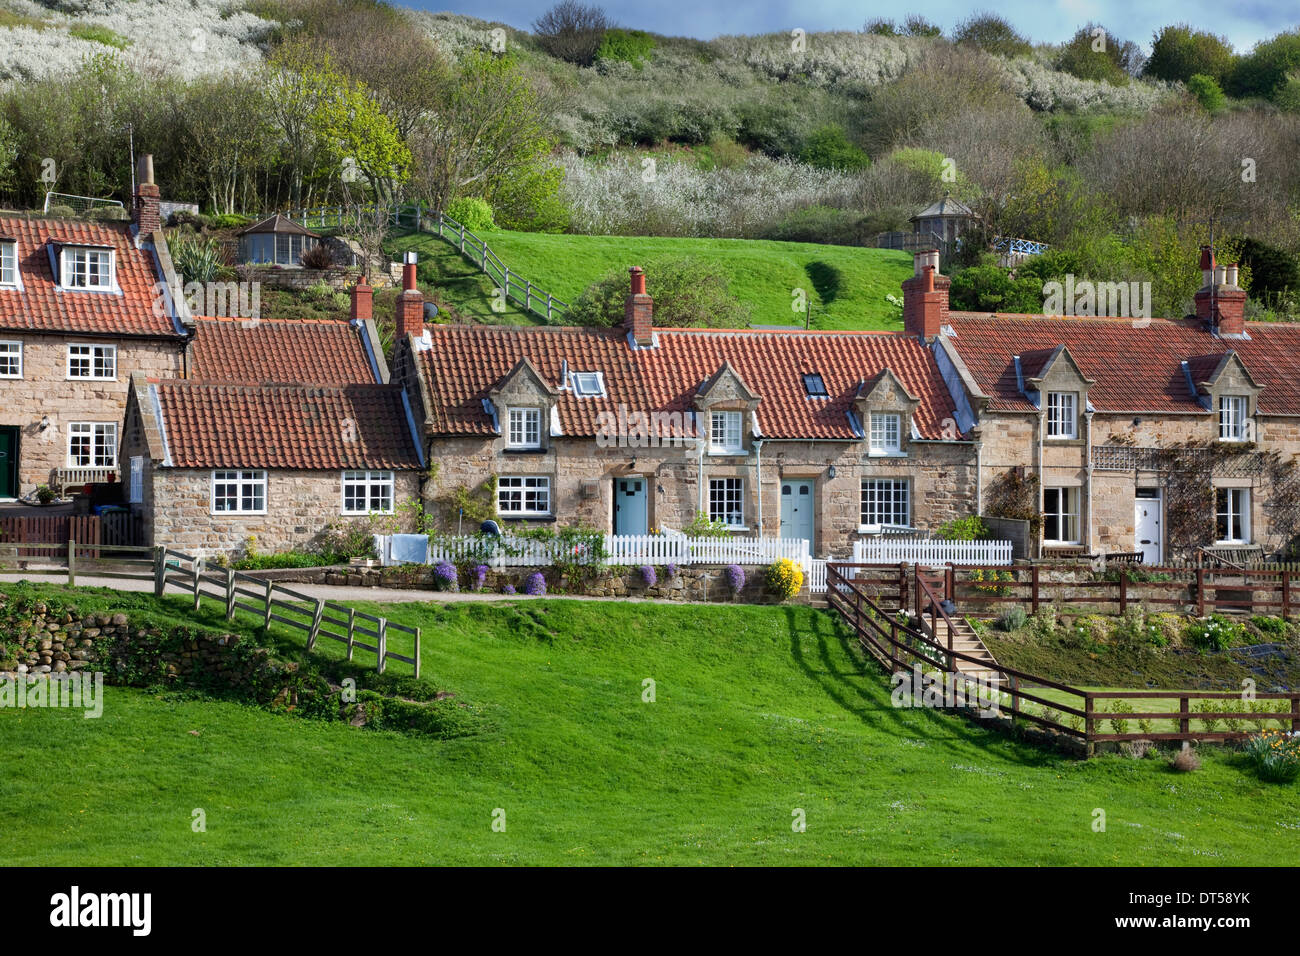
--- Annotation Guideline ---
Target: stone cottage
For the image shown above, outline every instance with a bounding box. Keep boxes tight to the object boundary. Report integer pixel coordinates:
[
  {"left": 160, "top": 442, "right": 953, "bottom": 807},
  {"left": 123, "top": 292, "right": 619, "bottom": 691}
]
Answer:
[
  {"left": 390, "top": 258, "right": 981, "bottom": 557},
  {"left": 0, "top": 155, "right": 189, "bottom": 497}
]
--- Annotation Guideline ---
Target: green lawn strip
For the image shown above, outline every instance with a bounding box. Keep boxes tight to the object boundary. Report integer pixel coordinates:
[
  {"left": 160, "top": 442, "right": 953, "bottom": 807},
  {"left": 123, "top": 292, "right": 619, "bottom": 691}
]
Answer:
[
  {"left": 386, "top": 229, "right": 912, "bottom": 330},
  {"left": 3, "top": 585, "right": 1296, "bottom": 865}
]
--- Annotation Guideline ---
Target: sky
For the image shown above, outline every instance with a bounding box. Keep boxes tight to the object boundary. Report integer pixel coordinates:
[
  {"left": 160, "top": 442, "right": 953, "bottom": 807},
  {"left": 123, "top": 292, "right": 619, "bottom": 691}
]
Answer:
[{"left": 410, "top": 1, "right": 1297, "bottom": 53}]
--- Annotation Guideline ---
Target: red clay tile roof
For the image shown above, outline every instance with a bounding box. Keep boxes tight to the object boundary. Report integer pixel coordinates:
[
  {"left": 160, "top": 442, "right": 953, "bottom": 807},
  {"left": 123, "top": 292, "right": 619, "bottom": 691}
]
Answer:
[
  {"left": 0, "top": 216, "right": 178, "bottom": 338},
  {"left": 153, "top": 381, "right": 421, "bottom": 470},
  {"left": 415, "top": 325, "right": 959, "bottom": 440},
  {"left": 947, "top": 313, "right": 1300, "bottom": 416},
  {"left": 190, "top": 317, "right": 376, "bottom": 385}
]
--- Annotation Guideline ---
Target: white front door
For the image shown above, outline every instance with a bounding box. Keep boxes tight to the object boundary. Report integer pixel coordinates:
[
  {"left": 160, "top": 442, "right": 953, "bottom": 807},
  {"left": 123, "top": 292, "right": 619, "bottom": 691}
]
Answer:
[
  {"left": 1135, "top": 490, "right": 1162, "bottom": 564},
  {"left": 780, "top": 480, "right": 814, "bottom": 545},
  {"left": 614, "top": 478, "right": 648, "bottom": 535}
]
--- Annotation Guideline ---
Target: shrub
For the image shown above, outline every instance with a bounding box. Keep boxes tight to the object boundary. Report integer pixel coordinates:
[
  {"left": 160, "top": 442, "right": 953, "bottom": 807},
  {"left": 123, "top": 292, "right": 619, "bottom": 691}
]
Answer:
[
  {"left": 1107, "top": 700, "right": 1133, "bottom": 736},
  {"left": 765, "top": 558, "right": 803, "bottom": 601},
  {"left": 953, "top": 12, "right": 1032, "bottom": 58},
  {"left": 996, "top": 605, "right": 1027, "bottom": 632},
  {"left": 1186, "top": 73, "right": 1227, "bottom": 113},
  {"left": 209, "top": 213, "right": 253, "bottom": 229},
  {"left": 501, "top": 583, "right": 516, "bottom": 594},
  {"left": 1242, "top": 730, "right": 1300, "bottom": 783},
  {"left": 445, "top": 196, "right": 496, "bottom": 232},
  {"left": 533, "top": 1, "right": 609, "bottom": 66},
  {"left": 664, "top": 562, "right": 679, "bottom": 578},
  {"left": 432, "top": 560, "right": 459, "bottom": 592},
  {"left": 565, "top": 256, "right": 751, "bottom": 329},
  {"left": 597, "top": 28, "right": 655, "bottom": 66},
  {"left": 1194, "top": 699, "right": 1221, "bottom": 733},
  {"left": 638, "top": 564, "right": 657, "bottom": 587},
  {"left": 1055, "top": 24, "right": 1138, "bottom": 85},
  {"left": 472, "top": 564, "right": 489, "bottom": 591},
  {"left": 725, "top": 564, "right": 745, "bottom": 592},
  {"left": 169, "top": 236, "right": 225, "bottom": 285},
  {"left": 799, "top": 125, "right": 870, "bottom": 171},
  {"left": 1185, "top": 613, "right": 1246, "bottom": 652},
  {"left": 524, "top": 572, "right": 547, "bottom": 596},
  {"left": 683, "top": 514, "right": 733, "bottom": 538},
  {"left": 1251, "top": 614, "right": 1288, "bottom": 637},
  {"left": 300, "top": 243, "right": 335, "bottom": 269},
  {"left": 934, "top": 515, "right": 988, "bottom": 541},
  {"left": 1144, "top": 25, "right": 1236, "bottom": 84}
]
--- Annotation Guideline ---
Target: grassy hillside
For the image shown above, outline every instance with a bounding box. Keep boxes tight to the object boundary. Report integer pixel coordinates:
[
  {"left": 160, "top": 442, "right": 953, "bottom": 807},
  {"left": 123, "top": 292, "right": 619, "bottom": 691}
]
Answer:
[
  {"left": 2, "top": 584, "right": 1295, "bottom": 866},
  {"left": 387, "top": 228, "right": 913, "bottom": 330}
]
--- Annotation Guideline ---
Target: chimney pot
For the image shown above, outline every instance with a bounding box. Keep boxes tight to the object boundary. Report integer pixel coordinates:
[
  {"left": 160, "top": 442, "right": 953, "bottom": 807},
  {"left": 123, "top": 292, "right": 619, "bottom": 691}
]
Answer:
[
  {"left": 903, "top": 255, "right": 949, "bottom": 339},
  {"left": 350, "top": 278, "right": 373, "bottom": 322},
  {"left": 396, "top": 255, "right": 424, "bottom": 341},
  {"left": 131, "top": 153, "right": 160, "bottom": 236}
]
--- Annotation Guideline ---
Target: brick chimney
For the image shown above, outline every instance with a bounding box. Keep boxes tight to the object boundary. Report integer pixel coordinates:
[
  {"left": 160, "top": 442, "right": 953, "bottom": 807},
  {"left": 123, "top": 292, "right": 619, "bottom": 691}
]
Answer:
[
  {"left": 1194, "top": 246, "right": 1247, "bottom": 337},
  {"left": 624, "top": 266, "right": 654, "bottom": 347},
  {"left": 131, "top": 153, "right": 160, "bottom": 236},
  {"left": 902, "top": 249, "right": 950, "bottom": 339},
  {"left": 350, "top": 277, "right": 373, "bottom": 322},
  {"left": 395, "top": 251, "right": 424, "bottom": 340}
]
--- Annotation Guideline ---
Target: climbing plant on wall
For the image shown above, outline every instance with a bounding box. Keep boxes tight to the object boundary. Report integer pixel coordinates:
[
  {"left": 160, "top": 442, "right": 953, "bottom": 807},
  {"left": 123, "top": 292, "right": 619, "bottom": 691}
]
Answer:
[{"left": 985, "top": 468, "right": 1041, "bottom": 537}]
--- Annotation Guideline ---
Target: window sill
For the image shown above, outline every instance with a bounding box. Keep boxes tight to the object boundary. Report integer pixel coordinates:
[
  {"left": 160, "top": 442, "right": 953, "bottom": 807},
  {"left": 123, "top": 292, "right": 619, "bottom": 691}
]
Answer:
[
  {"left": 867, "top": 450, "right": 907, "bottom": 458},
  {"left": 503, "top": 447, "right": 547, "bottom": 455},
  {"left": 708, "top": 449, "right": 746, "bottom": 457},
  {"left": 1044, "top": 437, "right": 1082, "bottom": 444},
  {"left": 211, "top": 512, "right": 268, "bottom": 517},
  {"left": 499, "top": 514, "right": 556, "bottom": 523}
]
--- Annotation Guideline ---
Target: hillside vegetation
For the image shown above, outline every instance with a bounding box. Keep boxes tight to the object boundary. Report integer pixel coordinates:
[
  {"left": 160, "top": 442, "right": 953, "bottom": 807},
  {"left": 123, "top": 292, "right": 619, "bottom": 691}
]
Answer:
[{"left": 2, "top": 584, "right": 1295, "bottom": 865}]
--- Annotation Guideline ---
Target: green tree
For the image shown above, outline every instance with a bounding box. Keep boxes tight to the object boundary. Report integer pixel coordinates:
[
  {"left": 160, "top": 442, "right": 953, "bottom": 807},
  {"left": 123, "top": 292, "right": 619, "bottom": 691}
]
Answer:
[
  {"left": 948, "top": 258, "right": 1044, "bottom": 313},
  {"left": 566, "top": 257, "right": 751, "bottom": 328},
  {"left": 1056, "top": 24, "right": 1140, "bottom": 84},
  {"left": 1143, "top": 24, "right": 1236, "bottom": 83},
  {"left": 1228, "top": 30, "right": 1300, "bottom": 99}
]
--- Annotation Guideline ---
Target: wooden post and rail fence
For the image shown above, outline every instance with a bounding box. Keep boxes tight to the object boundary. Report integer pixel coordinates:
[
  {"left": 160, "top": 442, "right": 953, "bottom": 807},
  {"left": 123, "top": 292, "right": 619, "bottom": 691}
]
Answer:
[
  {"left": 286, "top": 202, "right": 569, "bottom": 323},
  {"left": 825, "top": 562, "right": 1300, "bottom": 754},
  {"left": 0, "top": 540, "right": 419, "bottom": 679}
]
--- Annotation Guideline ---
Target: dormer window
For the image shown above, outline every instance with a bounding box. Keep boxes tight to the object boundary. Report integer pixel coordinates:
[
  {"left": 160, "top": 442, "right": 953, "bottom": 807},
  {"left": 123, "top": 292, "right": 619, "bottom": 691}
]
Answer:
[
  {"left": 1219, "top": 395, "right": 1248, "bottom": 442},
  {"left": 0, "top": 241, "right": 16, "bottom": 286},
  {"left": 571, "top": 371, "right": 605, "bottom": 397},
  {"left": 710, "top": 411, "right": 743, "bottom": 454},
  {"left": 61, "top": 245, "right": 114, "bottom": 291},
  {"left": 802, "top": 373, "right": 828, "bottom": 398},
  {"left": 869, "top": 412, "right": 901, "bottom": 454},
  {"left": 1045, "top": 392, "right": 1077, "bottom": 439},
  {"left": 506, "top": 407, "right": 542, "bottom": 449}
]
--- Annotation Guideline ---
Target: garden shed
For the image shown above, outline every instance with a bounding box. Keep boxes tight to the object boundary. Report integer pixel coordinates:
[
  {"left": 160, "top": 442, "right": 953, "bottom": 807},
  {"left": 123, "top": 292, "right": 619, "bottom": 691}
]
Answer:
[{"left": 236, "top": 214, "right": 321, "bottom": 266}]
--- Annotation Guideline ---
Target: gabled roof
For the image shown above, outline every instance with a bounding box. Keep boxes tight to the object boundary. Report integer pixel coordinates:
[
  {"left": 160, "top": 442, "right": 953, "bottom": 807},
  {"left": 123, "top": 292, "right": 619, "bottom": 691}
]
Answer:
[
  {"left": 146, "top": 380, "right": 421, "bottom": 470},
  {"left": 0, "top": 216, "right": 180, "bottom": 338},
  {"left": 190, "top": 316, "right": 379, "bottom": 386},
  {"left": 235, "top": 214, "right": 319, "bottom": 238},
  {"left": 413, "top": 325, "right": 960, "bottom": 441},
  {"left": 911, "top": 196, "right": 976, "bottom": 221},
  {"left": 946, "top": 313, "right": 1300, "bottom": 415}
]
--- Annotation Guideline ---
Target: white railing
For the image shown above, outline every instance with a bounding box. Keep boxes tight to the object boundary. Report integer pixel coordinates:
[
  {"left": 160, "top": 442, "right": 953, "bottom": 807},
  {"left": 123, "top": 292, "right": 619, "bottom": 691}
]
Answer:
[
  {"left": 806, "top": 558, "right": 828, "bottom": 594},
  {"left": 376, "top": 533, "right": 811, "bottom": 571},
  {"left": 854, "top": 538, "right": 1013, "bottom": 567}
]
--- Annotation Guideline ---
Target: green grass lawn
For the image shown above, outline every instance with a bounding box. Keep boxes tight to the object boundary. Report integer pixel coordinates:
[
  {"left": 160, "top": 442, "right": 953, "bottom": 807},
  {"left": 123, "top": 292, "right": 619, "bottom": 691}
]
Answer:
[
  {"left": 2, "top": 587, "right": 1296, "bottom": 865},
  {"left": 386, "top": 228, "right": 912, "bottom": 331}
]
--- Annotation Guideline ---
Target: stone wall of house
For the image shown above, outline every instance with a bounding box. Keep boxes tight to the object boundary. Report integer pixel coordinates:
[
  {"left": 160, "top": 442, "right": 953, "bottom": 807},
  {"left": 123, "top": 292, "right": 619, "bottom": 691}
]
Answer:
[
  {"left": 146, "top": 468, "right": 420, "bottom": 556},
  {"left": 977, "top": 409, "right": 1300, "bottom": 558},
  {"left": 424, "top": 435, "right": 978, "bottom": 559},
  {"left": 0, "top": 336, "right": 183, "bottom": 493}
]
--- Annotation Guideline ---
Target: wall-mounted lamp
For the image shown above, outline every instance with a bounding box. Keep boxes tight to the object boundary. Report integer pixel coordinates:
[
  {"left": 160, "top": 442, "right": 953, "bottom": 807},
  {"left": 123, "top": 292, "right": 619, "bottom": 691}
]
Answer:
[
  {"left": 1131, "top": 418, "right": 1142, "bottom": 427},
  {"left": 39, "top": 416, "right": 50, "bottom": 431},
  {"left": 827, "top": 465, "right": 837, "bottom": 479}
]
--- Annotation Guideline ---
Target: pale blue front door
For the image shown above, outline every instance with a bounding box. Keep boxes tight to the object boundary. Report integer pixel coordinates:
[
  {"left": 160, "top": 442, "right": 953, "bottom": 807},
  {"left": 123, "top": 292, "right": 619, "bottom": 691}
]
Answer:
[
  {"left": 780, "top": 480, "right": 814, "bottom": 545},
  {"left": 615, "top": 478, "right": 648, "bottom": 534}
]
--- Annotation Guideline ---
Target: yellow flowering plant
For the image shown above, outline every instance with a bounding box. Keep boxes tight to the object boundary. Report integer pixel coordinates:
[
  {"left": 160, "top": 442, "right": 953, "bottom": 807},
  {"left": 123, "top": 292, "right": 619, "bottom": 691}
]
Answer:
[{"left": 765, "top": 558, "right": 804, "bottom": 601}]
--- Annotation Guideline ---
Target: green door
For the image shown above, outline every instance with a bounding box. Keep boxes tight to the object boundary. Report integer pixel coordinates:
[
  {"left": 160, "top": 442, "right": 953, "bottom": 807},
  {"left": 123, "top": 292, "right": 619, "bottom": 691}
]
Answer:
[{"left": 0, "top": 427, "right": 15, "bottom": 498}]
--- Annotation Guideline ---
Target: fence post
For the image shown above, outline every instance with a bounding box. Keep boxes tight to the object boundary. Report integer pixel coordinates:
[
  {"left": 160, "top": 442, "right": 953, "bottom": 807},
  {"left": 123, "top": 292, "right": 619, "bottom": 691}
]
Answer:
[
  {"left": 263, "top": 580, "right": 274, "bottom": 632},
  {"left": 414, "top": 626, "right": 421, "bottom": 680},
  {"left": 1179, "top": 695, "right": 1190, "bottom": 736},
  {"left": 1196, "top": 567, "right": 1205, "bottom": 617},
  {"left": 346, "top": 607, "right": 356, "bottom": 661},
  {"left": 1118, "top": 570, "right": 1127, "bottom": 614},
  {"left": 225, "top": 568, "right": 235, "bottom": 621},
  {"left": 192, "top": 557, "right": 203, "bottom": 611},
  {"left": 377, "top": 618, "right": 388, "bottom": 674},
  {"left": 945, "top": 564, "right": 955, "bottom": 604},
  {"left": 153, "top": 547, "right": 165, "bottom": 597},
  {"left": 1284, "top": 570, "right": 1291, "bottom": 619},
  {"left": 1083, "top": 691, "right": 1093, "bottom": 756},
  {"left": 307, "top": 599, "right": 323, "bottom": 651},
  {"left": 1292, "top": 695, "right": 1299, "bottom": 733},
  {"left": 1030, "top": 565, "right": 1040, "bottom": 615},
  {"left": 67, "top": 538, "right": 76, "bottom": 586}
]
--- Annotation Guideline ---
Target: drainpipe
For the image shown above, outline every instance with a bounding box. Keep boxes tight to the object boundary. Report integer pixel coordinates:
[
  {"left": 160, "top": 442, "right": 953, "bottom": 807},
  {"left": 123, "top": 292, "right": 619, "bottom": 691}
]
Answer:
[
  {"left": 1085, "top": 410, "right": 1094, "bottom": 553},
  {"left": 755, "top": 439, "right": 764, "bottom": 535},
  {"left": 696, "top": 427, "right": 706, "bottom": 517},
  {"left": 1036, "top": 412, "right": 1044, "bottom": 560},
  {"left": 975, "top": 440, "right": 983, "bottom": 516}
]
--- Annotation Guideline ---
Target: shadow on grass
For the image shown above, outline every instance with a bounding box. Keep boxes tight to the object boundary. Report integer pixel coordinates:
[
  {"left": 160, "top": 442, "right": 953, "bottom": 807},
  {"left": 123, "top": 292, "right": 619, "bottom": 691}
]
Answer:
[{"left": 784, "top": 605, "right": 1068, "bottom": 767}]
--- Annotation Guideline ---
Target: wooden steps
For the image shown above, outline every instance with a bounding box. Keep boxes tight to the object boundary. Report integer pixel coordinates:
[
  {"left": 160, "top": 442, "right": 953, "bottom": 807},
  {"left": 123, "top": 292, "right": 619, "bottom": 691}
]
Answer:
[{"left": 924, "top": 615, "right": 1000, "bottom": 680}]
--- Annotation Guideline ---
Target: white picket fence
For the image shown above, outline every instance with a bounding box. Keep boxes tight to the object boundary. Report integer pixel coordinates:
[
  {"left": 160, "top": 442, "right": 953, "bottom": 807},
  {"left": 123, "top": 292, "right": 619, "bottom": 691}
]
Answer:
[
  {"left": 806, "top": 558, "right": 828, "bottom": 594},
  {"left": 375, "top": 533, "right": 811, "bottom": 571},
  {"left": 854, "top": 537, "right": 1013, "bottom": 567}
]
